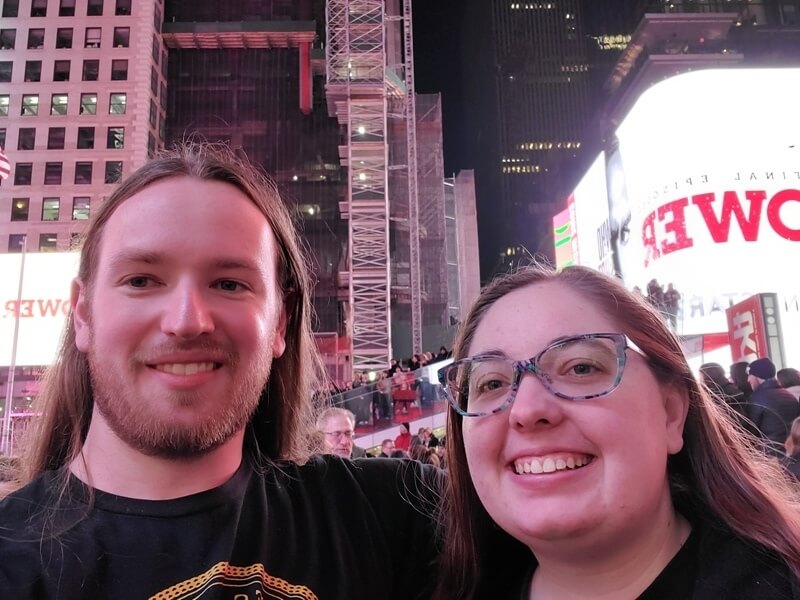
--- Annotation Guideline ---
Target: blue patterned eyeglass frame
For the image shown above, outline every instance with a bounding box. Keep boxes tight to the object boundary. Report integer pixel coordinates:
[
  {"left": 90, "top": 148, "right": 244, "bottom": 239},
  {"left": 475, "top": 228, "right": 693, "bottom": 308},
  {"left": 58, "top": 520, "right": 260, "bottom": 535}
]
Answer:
[{"left": 438, "top": 333, "right": 634, "bottom": 418}]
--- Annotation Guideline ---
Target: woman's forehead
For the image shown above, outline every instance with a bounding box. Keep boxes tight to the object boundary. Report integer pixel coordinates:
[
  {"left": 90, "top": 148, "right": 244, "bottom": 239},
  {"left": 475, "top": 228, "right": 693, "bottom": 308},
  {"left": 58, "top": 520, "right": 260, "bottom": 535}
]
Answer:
[{"left": 468, "top": 282, "right": 617, "bottom": 356}]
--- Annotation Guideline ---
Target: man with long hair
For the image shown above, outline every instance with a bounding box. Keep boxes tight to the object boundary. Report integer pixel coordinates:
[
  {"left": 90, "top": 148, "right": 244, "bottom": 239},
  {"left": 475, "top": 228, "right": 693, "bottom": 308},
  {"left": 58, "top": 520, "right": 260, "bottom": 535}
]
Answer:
[{"left": 0, "top": 144, "right": 440, "bottom": 599}]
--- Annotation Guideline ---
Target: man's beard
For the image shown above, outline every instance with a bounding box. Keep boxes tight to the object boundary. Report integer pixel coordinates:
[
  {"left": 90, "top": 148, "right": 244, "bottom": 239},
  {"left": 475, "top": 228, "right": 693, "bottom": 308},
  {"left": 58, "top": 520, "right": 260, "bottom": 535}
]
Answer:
[{"left": 87, "top": 338, "right": 273, "bottom": 459}]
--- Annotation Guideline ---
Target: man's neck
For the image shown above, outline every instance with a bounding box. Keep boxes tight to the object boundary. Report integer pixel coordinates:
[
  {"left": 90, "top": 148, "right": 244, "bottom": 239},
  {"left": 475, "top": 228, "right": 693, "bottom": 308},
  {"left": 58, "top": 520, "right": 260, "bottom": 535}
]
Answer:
[
  {"left": 69, "top": 416, "right": 245, "bottom": 500},
  {"left": 529, "top": 505, "right": 691, "bottom": 600}
]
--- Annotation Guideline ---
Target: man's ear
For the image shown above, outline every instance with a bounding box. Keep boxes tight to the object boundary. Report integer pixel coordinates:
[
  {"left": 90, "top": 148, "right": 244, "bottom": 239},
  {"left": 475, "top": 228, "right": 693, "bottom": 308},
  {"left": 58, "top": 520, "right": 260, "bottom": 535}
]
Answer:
[
  {"left": 71, "top": 278, "right": 91, "bottom": 352},
  {"left": 664, "top": 384, "right": 689, "bottom": 455},
  {"left": 271, "top": 305, "right": 288, "bottom": 359}
]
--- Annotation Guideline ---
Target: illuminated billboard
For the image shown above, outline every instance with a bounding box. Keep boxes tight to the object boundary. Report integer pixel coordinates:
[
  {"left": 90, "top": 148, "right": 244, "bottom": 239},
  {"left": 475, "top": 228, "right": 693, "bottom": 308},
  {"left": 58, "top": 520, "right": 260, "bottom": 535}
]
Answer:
[
  {"left": 571, "top": 153, "right": 614, "bottom": 275},
  {"left": 553, "top": 197, "right": 578, "bottom": 269},
  {"left": 0, "top": 252, "right": 80, "bottom": 367},
  {"left": 604, "top": 68, "right": 800, "bottom": 335}
]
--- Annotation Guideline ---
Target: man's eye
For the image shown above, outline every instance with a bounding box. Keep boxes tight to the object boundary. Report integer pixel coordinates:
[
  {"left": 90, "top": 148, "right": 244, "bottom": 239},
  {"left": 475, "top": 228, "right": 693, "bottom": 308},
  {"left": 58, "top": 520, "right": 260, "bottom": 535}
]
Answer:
[
  {"left": 127, "top": 276, "right": 151, "bottom": 288},
  {"left": 217, "top": 280, "right": 243, "bottom": 292}
]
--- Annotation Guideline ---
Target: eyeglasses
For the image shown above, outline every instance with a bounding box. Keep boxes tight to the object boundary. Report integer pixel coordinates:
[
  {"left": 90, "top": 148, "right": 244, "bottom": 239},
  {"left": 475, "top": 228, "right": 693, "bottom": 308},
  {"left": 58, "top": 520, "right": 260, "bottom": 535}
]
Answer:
[
  {"left": 323, "top": 430, "right": 354, "bottom": 440},
  {"left": 438, "top": 333, "right": 634, "bottom": 418}
]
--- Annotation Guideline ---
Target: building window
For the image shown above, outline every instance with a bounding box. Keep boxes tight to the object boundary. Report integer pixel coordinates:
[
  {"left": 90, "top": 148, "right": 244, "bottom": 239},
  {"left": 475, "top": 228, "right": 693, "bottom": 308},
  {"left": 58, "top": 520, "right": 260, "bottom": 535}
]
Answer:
[
  {"left": 107, "top": 127, "right": 124, "bottom": 149},
  {"left": 75, "top": 162, "right": 93, "bottom": 184},
  {"left": 150, "top": 66, "right": 158, "bottom": 94},
  {"left": 72, "top": 197, "right": 91, "bottom": 220},
  {"left": 30, "top": 0, "right": 47, "bottom": 17},
  {"left": 17, "top": 128, "right": 35, "bottom": 150},
  {"left": 56, "top": 28, "right": 73, "bottom": 49},
  {"left": 24, "top": 60, "right": 41, "bottom": 82},
  {"left": 111, "top": 59, "right": 128, "bottom": 80},
  {"left": 59, "top": 0, "right": 76, "bottom": 16},
  {"left": 113, "top": 27, "right": 129, "bottom": 48},
  {"left": 8, "top": 234, "right": 26, "bottom": 253},
  {"left": 147, "top": 132, "right": 156, "bottom": 157},
  {"left": 115, "top": 0, "right": 131, "bottom": 15},
  {"left": 109, "top": 93, "right": 126, "bottom": 114},
  {"left": 14, "top": 163, "right": 33, "bottom": 185},
  {"left": 44, "top": 162, "right": 63, "bottom": 185},
  {"left": 39, "top": 233, "right": 58, "bottom": 252},
  {"left": 105, "top": 161, "right": 122, "bottom": 183},
  {"left": 51, "top": 94, "right": 68, "bottom": 116},
  {"left": 47, "top": 127, "right": 66, "bottom": 149},
  {"left": 0, "top": 95, "right": 8, "bottom": 116},
  {"left": 161, "top": 50, "right": 168, "bottom": 77},
  {"left": 87, "top": 0, "right": 104, "bottom": 16},
  {"left": 69, "top": 233, "right": 81, "bottom": 249},
  {"left": 0, "top": 29, "right": 16, "bottom": 50},
  {"left": 27, "top": 29, "right": 45, "bottom": 49},
  {"left": 53, "top": 60, "right": 70, "bottom": 82},
  {"left": 77, "top": 126, "right": 95, "bottom": 149},
  {"left": 152, "top": 35, "right": 159, "bottom": 63},
  {"left": 160, "top": 83, "right": 168, "bottom": 110},
  {"left": 149, "top": 100, "right": 157, "bottom": 127},
  {"left": 85, "top": 27, "right": 101, "bottom": 48},
  {"left": 2, "top": 0, "right": 19, "bottom": 18},
  {"left": 11, "top": 198, "right": 30, "bottom": 221},
  {"left": 21, "top": 94, "right": 39, "bottom": 116},
  {"left": 42, "top": 197, "right": 60, "bottom": 220},
  {"left": 0, "top": 61, "right": 11, "bottom": 83},
  {"left": 82, "top": 59, "right": 99, "bottom": 81},
  {"left": 154, "top": 5, "right": 161, "bottom": 32},
  {"left": 0, "top": 128, "right": 5, "bottom": 146},
  {"left": 79, "top": 93, "right": 97, "bottom": 115}
]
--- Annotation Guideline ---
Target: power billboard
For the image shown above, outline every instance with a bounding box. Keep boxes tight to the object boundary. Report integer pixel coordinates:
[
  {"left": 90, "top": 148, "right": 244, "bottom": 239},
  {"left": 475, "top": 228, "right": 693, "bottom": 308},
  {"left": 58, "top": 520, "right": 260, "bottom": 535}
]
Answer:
[
  {"left": 571, "top": 68, "right": 800, "bottom": 335},
  {"left": 0, "top": 252, "right": 80, "bottom": 367}
]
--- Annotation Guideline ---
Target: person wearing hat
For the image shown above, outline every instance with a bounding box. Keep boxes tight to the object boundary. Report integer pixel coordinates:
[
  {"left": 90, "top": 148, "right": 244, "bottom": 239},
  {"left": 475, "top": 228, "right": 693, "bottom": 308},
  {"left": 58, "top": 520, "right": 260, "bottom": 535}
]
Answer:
[{"left": 746, "top": 357, "right": 800, "bottom": 457}]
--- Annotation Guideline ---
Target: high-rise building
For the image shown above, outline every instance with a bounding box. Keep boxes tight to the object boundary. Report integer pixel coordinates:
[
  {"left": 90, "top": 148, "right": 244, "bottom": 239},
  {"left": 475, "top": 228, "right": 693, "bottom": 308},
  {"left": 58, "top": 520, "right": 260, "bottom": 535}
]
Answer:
[{"left": 0, "top": 0, "right": 477, "bottom": 413}]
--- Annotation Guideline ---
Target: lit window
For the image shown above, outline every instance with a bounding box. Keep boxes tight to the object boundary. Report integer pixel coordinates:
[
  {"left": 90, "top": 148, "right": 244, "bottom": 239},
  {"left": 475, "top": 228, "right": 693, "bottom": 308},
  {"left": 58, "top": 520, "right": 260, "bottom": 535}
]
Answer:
[
  {"left": 0, "top": 95, "right": 8, "bottom": 116},
  {"left": 39, "top": 234, "right": 58, "bottom": 252},
  {"left": 42, "top": 198, "right": 60, "bottom": 221},
  {"left": 11, "top": 198, "right": 30, "bottom": 221},
  {"left": 109, "top": 93, "right": 126, "bottom": 114},
  {"left": 80, "top": 93, "right": 97, "bottom": 115},
  {"left": 72, "top": 197, "right": 91, "bottom": 220},
  {"left": 21, "top": 94, "right": 39, "bottom": 116},
  {"left": 51, "top": 94, "right": 69, "bottom": 116}
]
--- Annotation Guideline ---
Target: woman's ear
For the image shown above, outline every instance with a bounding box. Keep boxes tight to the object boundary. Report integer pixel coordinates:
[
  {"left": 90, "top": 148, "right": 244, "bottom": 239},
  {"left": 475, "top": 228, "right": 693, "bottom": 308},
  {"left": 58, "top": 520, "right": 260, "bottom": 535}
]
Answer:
[{"left": 663, "top": 384, "right": 690, "bottom": 455}]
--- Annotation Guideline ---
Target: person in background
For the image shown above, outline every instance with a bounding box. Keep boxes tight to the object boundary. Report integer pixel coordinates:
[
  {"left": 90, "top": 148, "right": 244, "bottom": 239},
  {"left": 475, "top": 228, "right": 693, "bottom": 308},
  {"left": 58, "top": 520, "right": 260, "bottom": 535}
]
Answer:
[
  {"left": 783, "top": 417, "right": 800, "bottom": 480},
  {"left": 316, "top": 407, "right": 357, "bottom": 459},
  {"left": 435, "top": 264, "right": 800, "bottom": 599},
  {"left": 395, "top": 422, "right": 412, "bottom": 452},
  {"left": 698, "top": 362, "right": 750, "bottom": 428},
  {"left": 777, "top": 368, "right": 800, "bottom": 401},
  {"left": 378, "top": 439, "right": 395, "bottom": 458},
  {"left": 746, "top": 357, "right": 800, "bottom": 458},
  {"left": 0, "top": 144, "right": 441, "bottom": 599},
  {"left": 730, "top": 361, "right": 754, "bottom": 403}
]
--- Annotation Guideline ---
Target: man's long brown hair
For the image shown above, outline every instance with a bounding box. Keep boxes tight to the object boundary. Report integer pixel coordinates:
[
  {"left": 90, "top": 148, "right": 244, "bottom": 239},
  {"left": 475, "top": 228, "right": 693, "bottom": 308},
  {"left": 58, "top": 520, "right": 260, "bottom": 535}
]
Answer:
[
  {"left": 435, "top": 264, "right": 800, "bottom": 599},
  {"left": 6, "top": 143, "right": 325, "bottom": 493}
]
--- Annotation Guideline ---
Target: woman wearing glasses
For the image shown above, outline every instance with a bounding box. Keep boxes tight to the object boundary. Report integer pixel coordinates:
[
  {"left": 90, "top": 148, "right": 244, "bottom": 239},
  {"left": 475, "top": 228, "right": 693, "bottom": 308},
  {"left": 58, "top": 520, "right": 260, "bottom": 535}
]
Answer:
[{"left": 434, "top": 265, "right": 800, "bottom": 599}]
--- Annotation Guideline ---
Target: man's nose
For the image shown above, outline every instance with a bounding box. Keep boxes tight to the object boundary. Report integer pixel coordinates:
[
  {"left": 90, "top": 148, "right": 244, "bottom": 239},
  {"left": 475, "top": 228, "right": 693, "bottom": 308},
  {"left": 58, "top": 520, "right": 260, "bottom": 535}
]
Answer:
[{"left": 161, "top": 281, "right": 215, "bottom": 339}]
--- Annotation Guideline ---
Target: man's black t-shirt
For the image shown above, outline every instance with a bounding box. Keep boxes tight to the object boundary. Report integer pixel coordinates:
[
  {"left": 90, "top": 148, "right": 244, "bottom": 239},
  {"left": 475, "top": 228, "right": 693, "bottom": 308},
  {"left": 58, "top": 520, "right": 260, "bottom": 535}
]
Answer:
[{"left": 0, "top": 454, "right": 442, "bottom": 599}]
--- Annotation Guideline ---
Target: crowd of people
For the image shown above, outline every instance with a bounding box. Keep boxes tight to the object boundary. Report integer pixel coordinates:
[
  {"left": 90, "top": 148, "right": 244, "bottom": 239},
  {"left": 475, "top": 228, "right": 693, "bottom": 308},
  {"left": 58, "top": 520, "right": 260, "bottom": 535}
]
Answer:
[{"left": 0, "top": 144, "right": 798, "bottom": 598}]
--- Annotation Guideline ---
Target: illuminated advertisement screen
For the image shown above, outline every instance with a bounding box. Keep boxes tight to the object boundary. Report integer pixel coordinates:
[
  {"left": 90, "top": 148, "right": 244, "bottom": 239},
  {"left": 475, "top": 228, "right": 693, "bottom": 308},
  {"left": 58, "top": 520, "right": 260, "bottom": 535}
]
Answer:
[
  {"left": 571, "top": 153, "right": 614, "bottom": 275},
  {"left": 0, "top": 252, "right": 80, "bottom": 366},
  {"left": 605, "top": 68, "right": 800, "bottom": 335},
  {"left": 553, "top": 198, "right": 578, "bottom": 269}
]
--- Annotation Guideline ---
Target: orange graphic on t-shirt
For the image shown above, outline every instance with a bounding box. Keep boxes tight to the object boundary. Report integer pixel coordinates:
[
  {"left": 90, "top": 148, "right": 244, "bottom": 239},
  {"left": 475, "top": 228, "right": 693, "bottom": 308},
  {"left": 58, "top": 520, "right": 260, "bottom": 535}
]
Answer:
[{"left": 150, "top": 561, "right": 318, "bottom": 600}]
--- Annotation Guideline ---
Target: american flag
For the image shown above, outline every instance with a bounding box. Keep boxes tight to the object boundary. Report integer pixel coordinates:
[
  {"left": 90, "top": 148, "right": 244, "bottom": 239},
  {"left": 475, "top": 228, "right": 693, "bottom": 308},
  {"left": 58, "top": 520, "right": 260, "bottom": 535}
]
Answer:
[{"left": 0, "top": 145, "right": 10, "bottom": 180}]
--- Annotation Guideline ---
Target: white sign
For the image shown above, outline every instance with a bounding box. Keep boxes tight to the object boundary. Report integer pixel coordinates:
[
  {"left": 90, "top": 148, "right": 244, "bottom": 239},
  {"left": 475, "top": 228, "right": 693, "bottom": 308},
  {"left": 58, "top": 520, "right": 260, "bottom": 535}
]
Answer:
[{"left": 0, "top": 252, "right": 80, "bottom": 366}]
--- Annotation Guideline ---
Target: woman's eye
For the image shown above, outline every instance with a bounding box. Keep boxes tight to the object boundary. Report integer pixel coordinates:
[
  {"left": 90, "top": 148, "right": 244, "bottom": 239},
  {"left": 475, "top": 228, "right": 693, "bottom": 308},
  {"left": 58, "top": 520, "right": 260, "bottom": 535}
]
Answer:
[
  {"left": 127, "top": 276, "right": 151, "bottom": 288},
  {"left": 567, "top": 362, "right": 599, "bottom": 376}
]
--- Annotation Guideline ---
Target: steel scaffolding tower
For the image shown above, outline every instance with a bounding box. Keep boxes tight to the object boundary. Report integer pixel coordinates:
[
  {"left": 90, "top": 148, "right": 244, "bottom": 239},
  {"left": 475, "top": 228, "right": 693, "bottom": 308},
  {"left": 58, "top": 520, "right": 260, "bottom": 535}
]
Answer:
[{"left": 326, "top": 0, "right": 392, "bottom": 371}]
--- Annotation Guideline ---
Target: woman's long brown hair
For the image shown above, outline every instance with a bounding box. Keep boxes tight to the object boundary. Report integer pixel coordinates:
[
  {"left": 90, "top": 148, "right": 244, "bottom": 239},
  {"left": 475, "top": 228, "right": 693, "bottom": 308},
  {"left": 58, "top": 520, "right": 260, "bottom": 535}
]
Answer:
[{"left": 435, "top": 264, "right": 800, "bottom": 599}]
